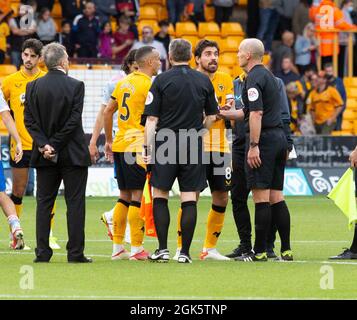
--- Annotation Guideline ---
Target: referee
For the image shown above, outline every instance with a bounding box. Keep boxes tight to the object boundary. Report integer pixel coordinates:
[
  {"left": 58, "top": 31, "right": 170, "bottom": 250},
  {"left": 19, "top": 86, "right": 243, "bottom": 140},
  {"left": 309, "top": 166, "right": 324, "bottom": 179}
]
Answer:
[
  {"left": 235, "top": 38, "right": 289, "bottom": 262},
  {"left": 143, "top": 39, "right": 219, "bottom": 263}
]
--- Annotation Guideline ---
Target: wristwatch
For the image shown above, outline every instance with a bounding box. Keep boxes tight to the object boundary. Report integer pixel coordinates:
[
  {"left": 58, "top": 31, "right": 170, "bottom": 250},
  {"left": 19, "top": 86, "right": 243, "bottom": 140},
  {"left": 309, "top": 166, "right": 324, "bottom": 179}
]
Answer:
[{"left": 250, "top": 142, "right": 259, "bottom": 148}]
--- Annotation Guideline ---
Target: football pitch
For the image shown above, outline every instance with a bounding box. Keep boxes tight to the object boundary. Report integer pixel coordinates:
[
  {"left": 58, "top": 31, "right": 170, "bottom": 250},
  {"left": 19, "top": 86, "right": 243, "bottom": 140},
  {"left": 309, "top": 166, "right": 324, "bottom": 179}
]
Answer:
[{"left": 0, "top": 196, "right": 357, "bottom": 300}]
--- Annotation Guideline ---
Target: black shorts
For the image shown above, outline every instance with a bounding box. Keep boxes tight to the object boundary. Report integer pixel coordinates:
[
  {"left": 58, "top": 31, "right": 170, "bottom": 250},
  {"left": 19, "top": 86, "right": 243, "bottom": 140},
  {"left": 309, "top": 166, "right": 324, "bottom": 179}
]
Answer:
[
  {"left": 114, "top": 152, "right": 146, "bottom": 190},
  {"left": 245, "top": 128, "right": 287, "bottom": 191},
  {"left": 231, "top": 145, "right": 250, "bottom": 201},
  {"left": 150, "top": 134, "right": 207, "bottom": 192},
  {"left": 205, "top": 152, "right": 232, "bottom": 192},
  {"left": 10, "top": 150, "right": 32, "bottom": 168}
]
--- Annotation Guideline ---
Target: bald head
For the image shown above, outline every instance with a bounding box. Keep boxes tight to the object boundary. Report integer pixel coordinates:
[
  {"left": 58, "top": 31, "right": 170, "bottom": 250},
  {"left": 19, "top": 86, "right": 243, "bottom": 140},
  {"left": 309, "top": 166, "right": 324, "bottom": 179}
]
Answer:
[
  {"left": 239, "top": 38, "right": 265, "bottom": 61},
  {"left": 282, "top": 31, "right": 294, "bottom": 47}
]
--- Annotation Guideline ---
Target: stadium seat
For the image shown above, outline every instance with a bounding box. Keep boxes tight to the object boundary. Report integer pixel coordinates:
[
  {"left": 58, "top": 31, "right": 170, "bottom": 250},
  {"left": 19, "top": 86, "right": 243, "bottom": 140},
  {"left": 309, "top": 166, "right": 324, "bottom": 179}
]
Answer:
[
  {"left": 175, "top": 22, "right": 198, "bottom": 37},
  {"left": 204, "top": 6, "right": 215, "bottom": 22},
  {"left": 138, "top": 6, "right": 158, "bottom": 21},
  {"left": 347, "top": 98, "right": 357, "bottom": 110},
  {"left": 232, "top": 65, "right": 244, "bottom": 78},
  {"left": 184, "top": 36, "right": 199, "bottom": 49},
  {"left": 0, "top": 64, "right": 17, "bottom": 76},
  {"left": 344, "top": 77, "right": 357, "bottom": 88},
  {"left": 69, "top": 65, "right": 89, "bottom": 70},
  {"left": 137, "top": 20, "right": 160, "bottom": 35},
  {"left": 343, "top": 109, "right": 356, "bottom": 121},
  {"left": 218, "top": 66, "right": 232, "bottom": 76},
  {"left": 91, "top": 65, "right": 113, "bottom": 70},
  {"left": 140, "top": 0, "right": 164, "bottom": 5},
  {"left": 263, "top": 54, "right": 271, "bottom": 66},
  {"left": 198, "top": 22, "right": 220, "bottom": 38},
  {"left": 221, "top": 23, "right": 244, "bottom": 38},
  {"left": 158, "top": 7, "right": 168, "bottom": 21},
  {"left": 346, "top": 87, "right": 357, "bottom": 98},
  {"left": 220, "top": 37, "right": 243, "bottom": 53},
  {"left": 220, "top": 53, "right": 237, "bottom": 66},
  {"left": 238, "top": 0, "right": 248, "bottom": 5},
  {"left": 204, "top": 36, "right": 221, "bottom": 44},
  {"left": 342, "top": 120, "right": 354, "bottom": 132}
]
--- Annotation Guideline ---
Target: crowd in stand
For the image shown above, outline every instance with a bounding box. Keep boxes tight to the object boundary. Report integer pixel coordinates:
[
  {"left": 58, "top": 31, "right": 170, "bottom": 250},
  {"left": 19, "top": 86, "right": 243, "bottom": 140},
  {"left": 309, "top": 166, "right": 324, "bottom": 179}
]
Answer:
[{"left": 0, "top": 0, "right": 356, "bottom": 135}]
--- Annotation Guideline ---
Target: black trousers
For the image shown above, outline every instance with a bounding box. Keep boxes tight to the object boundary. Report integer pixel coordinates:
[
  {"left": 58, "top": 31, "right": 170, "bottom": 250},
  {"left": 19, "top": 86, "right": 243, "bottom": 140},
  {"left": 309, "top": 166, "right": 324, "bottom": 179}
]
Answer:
[
  {"left": 35, "top": 165, "right": 88, "bottom": 261},
  {"left": 231, "top": 145, "right": 277, "bottom": 250}
]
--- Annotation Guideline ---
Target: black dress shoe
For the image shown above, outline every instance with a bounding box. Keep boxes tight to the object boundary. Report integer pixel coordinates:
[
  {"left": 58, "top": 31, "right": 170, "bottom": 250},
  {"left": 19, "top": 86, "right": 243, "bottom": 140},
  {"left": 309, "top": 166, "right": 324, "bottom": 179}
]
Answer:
[
  {"left": 68, "top": 256, "right": 93, "bottom": 263},
  {"left": 33, "top": 258, "right": 50, "bottom": 263},
  {"left": 329, "top": 248, "right": 357, "bottom": 260}
]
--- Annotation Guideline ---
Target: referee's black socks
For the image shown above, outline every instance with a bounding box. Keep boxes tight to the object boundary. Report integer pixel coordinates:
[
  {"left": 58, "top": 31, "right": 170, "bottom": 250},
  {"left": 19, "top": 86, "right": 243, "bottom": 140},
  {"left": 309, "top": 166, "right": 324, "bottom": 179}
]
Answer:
[
  {"left": 153, "top": 198, "right": 170, "bottom": 251},
  {"left": 181, "top": 201, "right": 197, "bottom": 257},
  {"left": 253, "top": 202, "right": 271, "bottom": 254},
  {"left": 271, "top": 201, "right": 291, "bottom": 253}
]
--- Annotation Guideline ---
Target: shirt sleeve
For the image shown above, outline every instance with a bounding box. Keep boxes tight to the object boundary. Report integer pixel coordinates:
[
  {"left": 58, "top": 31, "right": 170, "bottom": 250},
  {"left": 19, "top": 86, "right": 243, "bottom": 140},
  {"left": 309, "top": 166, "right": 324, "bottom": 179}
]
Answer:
[
  {"left": 245, "top": 75, "right": 264, "bottom": 111},
  {"left": 0, "top": 90, "right": 9, "bottom": 113},
  {"left": 204, "top": 79, "right": 219, "bottom": 116},
  {"left": 331, "top": 87, "right": 344, "bottom": 107},
  {"left": 143, "top": 77, "right": 161, "bottom": 117},
  {"left": 225, "top": 75, "right": 234, "bottom": 101},
  {"left": 110, "top": 82, "right": 120, "bottom": 101}
]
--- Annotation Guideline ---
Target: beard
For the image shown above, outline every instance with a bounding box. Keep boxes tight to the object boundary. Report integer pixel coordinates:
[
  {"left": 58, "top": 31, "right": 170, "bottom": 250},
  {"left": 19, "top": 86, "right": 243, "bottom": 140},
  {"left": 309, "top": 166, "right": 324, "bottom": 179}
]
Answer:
[{"left": 202, "top": 62, "right": 218, "bottom": 74}]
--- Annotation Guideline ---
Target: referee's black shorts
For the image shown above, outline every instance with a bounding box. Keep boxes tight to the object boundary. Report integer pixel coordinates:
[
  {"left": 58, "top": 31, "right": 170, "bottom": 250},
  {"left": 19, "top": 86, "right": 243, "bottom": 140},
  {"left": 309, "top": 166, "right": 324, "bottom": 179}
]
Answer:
[
  {"left": 205, "top": 152, "right": 232, "bottom": 192},
  {"left": 245, "top": 128, "right": 287, "bottom": 191},
  {"left": 10, "top": 150, "right": 32, "bottom": 168},
  {"left": 150, "top": 135, "right": 207, "bottom": 192},
  {"left": 113, "top": 152, "right": 146, "bottom": 190}
]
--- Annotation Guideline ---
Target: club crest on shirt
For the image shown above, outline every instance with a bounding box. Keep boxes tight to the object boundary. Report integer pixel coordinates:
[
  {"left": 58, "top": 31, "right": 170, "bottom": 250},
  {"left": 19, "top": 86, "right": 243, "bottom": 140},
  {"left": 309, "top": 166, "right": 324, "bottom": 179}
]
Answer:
[
  {"left": 218, "top": 84, "right": 225, "bottom": 92},
  {"left": 20, "top": 93, "right": 26, "bottom": 104},
  {"left": 15, "top": 83, "right": 22, "bottom": 88},
  {"left": 248, "top": 88, "right": 259, "bottom": 102}
]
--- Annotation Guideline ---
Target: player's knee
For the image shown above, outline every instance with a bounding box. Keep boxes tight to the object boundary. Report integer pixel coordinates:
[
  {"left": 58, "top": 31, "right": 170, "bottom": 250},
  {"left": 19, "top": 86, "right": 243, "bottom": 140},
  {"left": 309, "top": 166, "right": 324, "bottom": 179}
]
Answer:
[
  {"left": 119, "top": 190, "right": 131, "bottom": 203},
  {"left": 212, "top": 191, "right": 228, "bottom": 207},
  {"left": 270, "top": 190, "right": 284, "bottom": 205}
]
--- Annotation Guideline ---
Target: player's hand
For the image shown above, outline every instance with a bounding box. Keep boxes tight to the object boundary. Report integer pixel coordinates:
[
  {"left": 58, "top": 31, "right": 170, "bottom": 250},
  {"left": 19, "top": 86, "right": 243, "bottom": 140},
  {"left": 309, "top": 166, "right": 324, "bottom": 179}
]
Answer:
[
  {"left": 105, "top": 142, "right": 114, "bottom": 163},
  {"left": 89, "top": 143, "right": 99, "bottom": 164},
  {"left": 14, "top": 143, "right": 23, "bottom": 163},
  {"left": 142, "top": 146, "right": 152, "bottom": 165},
  {"left": 349, "top": 148, "right": 357, "bottom": 168},
  {"left": 247, "top": 146, "right": 262, "bottom": 169},
  {"left": 220, "top": 99, "right": 235, "bottom": 111}
]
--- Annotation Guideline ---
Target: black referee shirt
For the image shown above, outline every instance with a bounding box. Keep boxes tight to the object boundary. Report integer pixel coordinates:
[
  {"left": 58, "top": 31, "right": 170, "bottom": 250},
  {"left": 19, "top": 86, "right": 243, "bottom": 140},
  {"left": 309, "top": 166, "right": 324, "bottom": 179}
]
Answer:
[
  {"left": 242, "top": 64, "right": 282, "bottom": 132},
  {"left": 143, "top": 65, "right": 218, "bottom": 132}
]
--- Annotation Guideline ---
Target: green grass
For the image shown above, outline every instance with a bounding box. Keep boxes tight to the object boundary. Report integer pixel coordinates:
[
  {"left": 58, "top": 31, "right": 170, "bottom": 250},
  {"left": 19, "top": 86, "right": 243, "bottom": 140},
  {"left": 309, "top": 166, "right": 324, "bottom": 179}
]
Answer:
[{"left": 0, "top": 196, "right": 357, "bottom": 300}]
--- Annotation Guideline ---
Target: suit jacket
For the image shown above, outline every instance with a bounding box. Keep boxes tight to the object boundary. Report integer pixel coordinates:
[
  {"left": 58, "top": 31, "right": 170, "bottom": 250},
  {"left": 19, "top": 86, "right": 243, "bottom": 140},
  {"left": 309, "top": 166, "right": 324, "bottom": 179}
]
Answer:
[{"left": 24, "top": 69, "right": 91, "bottom": 168}]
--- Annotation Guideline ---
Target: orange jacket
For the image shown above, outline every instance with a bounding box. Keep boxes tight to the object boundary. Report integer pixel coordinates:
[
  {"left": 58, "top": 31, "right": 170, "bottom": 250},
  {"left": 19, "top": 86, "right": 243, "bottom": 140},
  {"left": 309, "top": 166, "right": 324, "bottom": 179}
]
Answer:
[{"left": 310, "top": 0, "right": 357, "bottom": 57}]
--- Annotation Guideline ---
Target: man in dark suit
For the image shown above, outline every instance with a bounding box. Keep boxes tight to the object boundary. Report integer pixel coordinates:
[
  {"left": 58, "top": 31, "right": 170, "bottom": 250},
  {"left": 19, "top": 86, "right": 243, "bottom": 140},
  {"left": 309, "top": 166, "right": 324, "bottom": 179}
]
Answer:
[{"left": 24, "top": 43, "right": 92, "bottom": 263}]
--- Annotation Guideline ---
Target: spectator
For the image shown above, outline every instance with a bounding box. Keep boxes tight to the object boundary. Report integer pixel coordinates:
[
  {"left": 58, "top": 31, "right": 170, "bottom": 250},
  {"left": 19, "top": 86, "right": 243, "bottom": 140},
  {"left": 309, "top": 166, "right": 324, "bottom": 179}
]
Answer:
[
  {"left": 155, "top": 20, "right": 171, "bottom": 54},
  {"left": 324, "top": 63, "right": 347, "bottom": 131},
  {"left": 56, "top": 20, "right": 75, "bottom": 57},
  {"left": 292, "top": 0, "right": 311, "bottom": 36},
  {"left": 286, "top": 81, "right": 305, "bottom": 133},
  {"left": 187, "top": 0, "right": 205, "bottom": 25},
  {"left": 256, "top": 0, "right": 281, "bottom": 53},
  {"left": 35, "top": 0, "right": 54, "bottom": 12},
  {"left": 213, "top": 0, "right": 234, "bottom": 25},
  {"left": 112, "top": 15, "right": 134, "bottom": 62},
  {"left": 339, "top": 0, "right": 355, "bottom": 78},
  {"left": 247, "top": 0, "right": 260, "bottom": 38},
  {"left": 294, "top": 22, "right": 318, "bottom": 74},
  {"left": 99, "top": 21, "right": 114, "bottom": 60},
  {"left": 298, "top": 65, "right": 317, "bottom": 103},
  {"left": 59, "top": 0, "right": 85, "bottom": 22},
  {"left": 271, "top": 31, "right": 297, "bottom": 75},
  {"left": 310, "top": 71, "right": 343, "bottom": 135},
  {"left": 72, "top": 1, "right": 100, "bottom": 58},
  {"left": 93, "top": 0, "right": 116, "bottom": 24},
  {"left": 23, "top": 0, "right": 39, "bottom": 19},
  {"left": 8, "top": 4, "right": 37, "bottom": 69},
  {"left": 167, "top": 0, "right": 186, "bottom": 25},
  {"left": 0, "top": 14, "right": 9, "bottom": 64},
  {"left": 132, "top": 26, "right": 168, "bottom": 68},
  {"left": 276, "top": 56, "right": 300, "bottom": 85},
  {"left": 276, "top": 0, "right": 300, "bottom": 33},
  {"left": 36, "top": 7, "right": 57, "bottom": 45},
  {"left": 310, "top": 0, "right": 357, "bottom": 67},
  {"left": 115, "top": 0, "right": 139, "bottom": 21}
]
